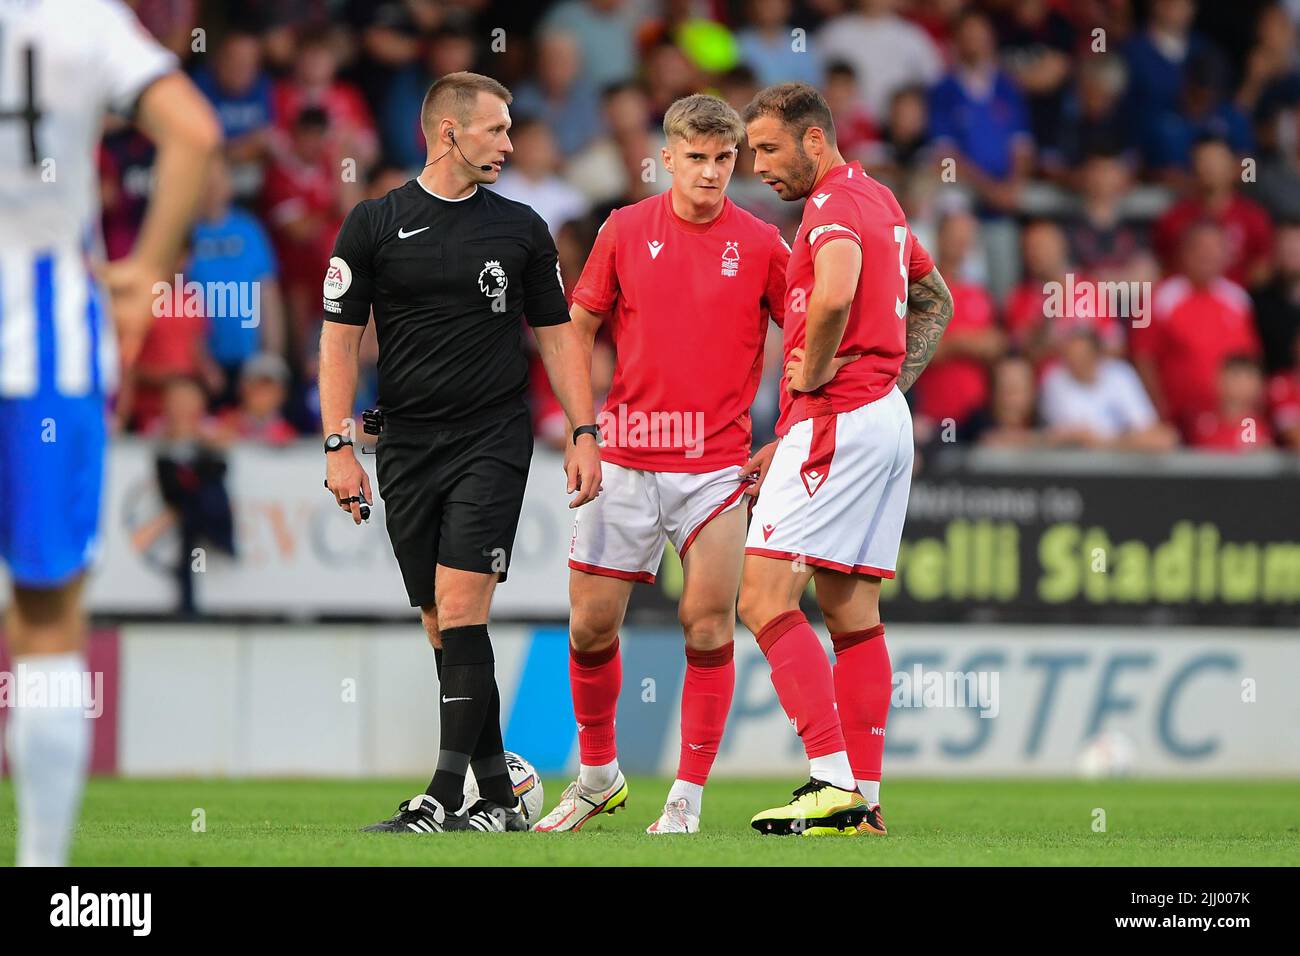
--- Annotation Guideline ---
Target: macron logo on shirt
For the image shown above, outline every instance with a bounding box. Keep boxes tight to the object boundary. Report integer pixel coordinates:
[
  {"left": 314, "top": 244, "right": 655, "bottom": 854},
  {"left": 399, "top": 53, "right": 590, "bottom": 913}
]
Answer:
[
  {"left": 812, "top": 192, "right": 832, "bottom": 208},
  {"left": 647, "top": 240, "right": 664, "bottom": 259}
]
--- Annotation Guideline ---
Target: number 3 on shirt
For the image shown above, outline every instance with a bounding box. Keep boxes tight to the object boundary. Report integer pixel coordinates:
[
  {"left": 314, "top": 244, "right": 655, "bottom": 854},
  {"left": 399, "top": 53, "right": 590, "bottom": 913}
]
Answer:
[{"left": 893, "top": 225, "right": 908, "bottom": 320}]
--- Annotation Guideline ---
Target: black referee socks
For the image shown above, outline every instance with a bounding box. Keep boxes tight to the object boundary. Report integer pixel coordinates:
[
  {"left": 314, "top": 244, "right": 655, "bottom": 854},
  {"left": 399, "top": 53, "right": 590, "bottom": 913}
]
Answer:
[
  {"left": 469, "top": 682, "right": 514, "bottom": 807},
  {"left": 425, "top": 625, "right": 512, "bottom": 811}
]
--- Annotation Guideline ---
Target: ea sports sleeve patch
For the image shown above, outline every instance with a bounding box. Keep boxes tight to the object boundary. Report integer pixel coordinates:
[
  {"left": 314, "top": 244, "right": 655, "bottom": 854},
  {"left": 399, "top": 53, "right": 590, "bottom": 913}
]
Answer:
[{"left": 323, "top": 202, "right": 375, "bottom": 326}]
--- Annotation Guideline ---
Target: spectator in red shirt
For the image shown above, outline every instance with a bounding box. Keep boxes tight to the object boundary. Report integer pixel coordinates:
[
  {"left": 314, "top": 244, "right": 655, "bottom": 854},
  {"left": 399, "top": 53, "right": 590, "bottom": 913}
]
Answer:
[
  {"left": 1266, "top": 333, "right": 1300, "bottom": 449},
  {"left": 263, "top": 106, "right": 360, "bottom": 355},
  {"left": 1189, "top": 355, "right": 1276, "bottom": 452},
  {"left": 1152, "top": 135, "right": 1275, "bottom": 288},
  {"left": 914, "top": 210, "right": 1004, "bottom": 432},
  {"left": 117, "top": 265, "right": 219, "bottom": 434},
  {"left": 1003, "top": 219, "right": 1124, "bottom": 369},
  {"left": 1004, "top": 219, "right": 1068, "bottom": 349},
  {"left": 214, "top": 353, "right": 298, "bottom": 447},
  {"left": 1134, "top": 220, "right": 1263, "bottom": 437},
  {"left": 272, "top": 34, "right": 378, "bottom": 172}
]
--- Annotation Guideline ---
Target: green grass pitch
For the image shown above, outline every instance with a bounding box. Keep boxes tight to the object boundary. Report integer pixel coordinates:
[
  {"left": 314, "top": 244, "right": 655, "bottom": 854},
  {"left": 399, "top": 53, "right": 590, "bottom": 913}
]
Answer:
[{"left": 2, "top": 777, "right": 1297, "bottom": 866}]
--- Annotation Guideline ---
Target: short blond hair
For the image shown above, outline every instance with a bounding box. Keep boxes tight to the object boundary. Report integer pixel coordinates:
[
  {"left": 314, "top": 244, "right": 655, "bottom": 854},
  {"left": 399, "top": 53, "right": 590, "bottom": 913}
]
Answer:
[{"left": 663, "top": 94, "right": 744, "bottom": 147}]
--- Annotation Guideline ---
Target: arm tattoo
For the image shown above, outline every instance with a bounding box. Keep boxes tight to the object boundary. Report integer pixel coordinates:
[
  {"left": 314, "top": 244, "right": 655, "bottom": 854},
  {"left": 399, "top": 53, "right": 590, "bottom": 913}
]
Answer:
[{"left": 897, "top": 267, "right": 954, "bottom": 394}]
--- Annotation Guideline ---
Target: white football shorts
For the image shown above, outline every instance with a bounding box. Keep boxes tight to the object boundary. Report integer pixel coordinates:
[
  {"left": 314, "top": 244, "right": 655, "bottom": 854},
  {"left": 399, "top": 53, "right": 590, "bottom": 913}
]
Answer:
[
  {"left": 569, "top": 462, "right": 751, "bottom": 583},
  {"left": 745, "top": 386, "right": 913, "bottom": 577}
]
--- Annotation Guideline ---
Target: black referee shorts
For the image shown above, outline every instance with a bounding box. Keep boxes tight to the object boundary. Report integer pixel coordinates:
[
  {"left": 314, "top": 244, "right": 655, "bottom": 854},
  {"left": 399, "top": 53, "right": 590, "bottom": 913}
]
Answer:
[{"left": 375, "top": 404, "right": 533, "bottom": 608}]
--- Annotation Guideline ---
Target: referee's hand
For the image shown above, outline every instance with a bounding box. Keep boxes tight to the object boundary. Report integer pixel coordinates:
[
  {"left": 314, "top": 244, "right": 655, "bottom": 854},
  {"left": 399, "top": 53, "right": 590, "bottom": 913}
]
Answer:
[
  {"left": 565, "top": 434, "right": 602, "bottom": 509},
  {"left": 325, "top": 446, "right": 374, "bottom": 525}
]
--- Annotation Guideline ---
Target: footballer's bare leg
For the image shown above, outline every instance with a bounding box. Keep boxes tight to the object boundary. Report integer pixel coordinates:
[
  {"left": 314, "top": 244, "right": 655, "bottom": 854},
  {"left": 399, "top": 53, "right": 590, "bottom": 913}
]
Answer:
[
  {"left": 533, "top": 570, "right": 633, "bottom": 831},
  {"left": 647, "top": 507, "right": 745, "bottom": 834},
  {"left": 814, "top": 570, "right": 890, "bottom": 833},
  {"left": 738, "top": 556, "right": 867, "bottom": 835},
  {"left": 5, "top": 575, "right": 93, "bottom": 866}
]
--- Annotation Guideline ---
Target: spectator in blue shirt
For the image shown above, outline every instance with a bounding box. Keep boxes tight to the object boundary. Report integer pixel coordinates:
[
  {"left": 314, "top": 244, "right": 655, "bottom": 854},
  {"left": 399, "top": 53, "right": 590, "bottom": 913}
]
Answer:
[
  {"left": 541, "top": 0, "right": 641, "bottom": 95},
  {"left": 1123, "top": 0, "right": 1216, "bottom": 169},
  {"left": 187, "top": 157, "right": 286, "bottom": 408},
  {"left": 928, "top": 9, "right": 1034, "bottom": 214},
  {"left": 513, "top": 31, "right": 604, "bottom": 158},
  {"left": 736, "top": 0, "right": 823, "bottom": 88},
  {"left": 193, "top": 31, "right": 274, "bottom": 201},
  {"left": 381, "top": 26, "right": 476, "bottom": 172},
  {"left": 1148, "top": 50, "right": 1254, "bottom": 179},
  {"left": 1046, "top": 54, "right": 1135, "bottom": 177}
]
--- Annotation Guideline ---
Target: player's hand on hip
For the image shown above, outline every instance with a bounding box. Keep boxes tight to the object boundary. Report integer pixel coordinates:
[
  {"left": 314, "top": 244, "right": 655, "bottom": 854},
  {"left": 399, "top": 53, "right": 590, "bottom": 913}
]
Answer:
[
  {"left": 100, "top": 257, "right": 164, "bottom": 367},
  {"left": 325, "top": 448, "right": 373, "bottom": 525},
  {"left": 741, "top": 440, "right": 779, "bottom": 497},
  {"left": 566, "top": 436, "right": 602, "bottom": 509},
  {"left": 784, "top": 348, "right": 861, "bottom": 394}
]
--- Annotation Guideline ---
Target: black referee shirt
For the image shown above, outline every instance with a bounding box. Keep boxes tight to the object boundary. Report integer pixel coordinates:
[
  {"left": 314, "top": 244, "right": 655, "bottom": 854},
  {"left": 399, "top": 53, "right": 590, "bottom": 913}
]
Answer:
[{"left": 323, "top": 179, "right": 570, "bottom": 429}]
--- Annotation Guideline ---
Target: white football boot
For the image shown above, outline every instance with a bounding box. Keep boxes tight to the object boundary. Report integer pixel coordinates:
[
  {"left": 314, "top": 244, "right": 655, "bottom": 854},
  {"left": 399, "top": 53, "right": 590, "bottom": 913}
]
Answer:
[
  {"left": 646, "top": 797, "right": 700, "bottom": 834},
  {"left": 532, "top": 772, "right": 629, "bottom": 832}
]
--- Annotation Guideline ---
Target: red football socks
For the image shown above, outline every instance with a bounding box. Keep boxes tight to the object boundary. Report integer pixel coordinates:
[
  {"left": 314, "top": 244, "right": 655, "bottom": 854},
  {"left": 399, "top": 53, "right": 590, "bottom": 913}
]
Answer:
[
  {"left": 756, "top": 610, "right": 846, "bottom": 759},
  {"left": 570, "top": 637, "right": 621, "bottom": 765},
  {"left": 676, "top": 641, "right": 735, "bottom": 784},
  {"left": 831, "top": 624, "right": 891, "bottom": 784}
]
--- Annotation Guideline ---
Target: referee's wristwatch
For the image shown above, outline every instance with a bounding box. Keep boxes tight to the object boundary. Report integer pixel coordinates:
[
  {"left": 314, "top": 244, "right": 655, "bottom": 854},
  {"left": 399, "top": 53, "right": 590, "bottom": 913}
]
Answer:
[
  {"left": 324, "top": 433, "right": 353, "bottom": 454},
  {"left": 572, "top": 424, "right": 601, "bottom": 446}
]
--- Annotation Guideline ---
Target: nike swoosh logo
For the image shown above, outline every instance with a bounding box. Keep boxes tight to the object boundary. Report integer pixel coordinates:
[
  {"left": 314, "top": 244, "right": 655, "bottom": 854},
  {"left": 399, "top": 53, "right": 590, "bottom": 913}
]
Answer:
[
  {"left": 441, "top": 695, "right": 472, "bottom": 703},
  {"left": 398, "top": 226, "right": 430, "bottom": 239}
]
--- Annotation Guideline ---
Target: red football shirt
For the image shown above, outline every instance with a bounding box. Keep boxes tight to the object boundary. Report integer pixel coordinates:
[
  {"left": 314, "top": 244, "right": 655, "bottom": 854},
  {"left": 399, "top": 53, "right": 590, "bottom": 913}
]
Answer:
[
  {"left": 1153, "top": 194, "right": 1274, "bottom": 288},
  {"left": 777, "top": 161, "right": 934, "bottom": 436},
  {"left": 1189, "top": 410, "right": 1275, "bottom": 451},
  {"left": 572, "top": 191, "right": 788, "bottom": 471},
  {"left": 1132, "top": 276, "right": 1261, "bottom": 432},
  {"left": 130, "top": 303, "right": 208, "bottom": 432},
  {"left": 1003, "top": 276, "right": 1125, "bottom": 357}
]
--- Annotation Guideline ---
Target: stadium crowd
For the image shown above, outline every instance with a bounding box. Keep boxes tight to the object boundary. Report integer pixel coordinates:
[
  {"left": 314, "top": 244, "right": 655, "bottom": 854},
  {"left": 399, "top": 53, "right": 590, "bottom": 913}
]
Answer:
[{"left": 108, "top": 0, "right": 1300, "bottom": 456}]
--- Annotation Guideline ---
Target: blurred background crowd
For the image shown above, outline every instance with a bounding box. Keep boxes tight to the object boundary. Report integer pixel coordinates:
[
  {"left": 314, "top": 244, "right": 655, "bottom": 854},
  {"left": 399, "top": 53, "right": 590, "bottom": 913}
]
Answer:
[{"left": 109, "top": 0, "right": 1300, "bottom": 460}]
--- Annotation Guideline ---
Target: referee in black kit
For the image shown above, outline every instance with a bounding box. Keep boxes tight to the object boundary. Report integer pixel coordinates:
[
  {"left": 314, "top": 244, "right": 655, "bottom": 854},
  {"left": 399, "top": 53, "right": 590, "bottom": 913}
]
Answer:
[{"left": 319, "top": 72, "right": 602, "bottom": 833}]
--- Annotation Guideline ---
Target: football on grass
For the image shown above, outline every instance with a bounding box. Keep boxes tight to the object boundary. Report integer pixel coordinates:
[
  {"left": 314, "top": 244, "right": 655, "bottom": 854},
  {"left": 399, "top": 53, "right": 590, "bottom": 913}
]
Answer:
[{"left": 463, "top": 751, "right": 544, "bottom": 825}]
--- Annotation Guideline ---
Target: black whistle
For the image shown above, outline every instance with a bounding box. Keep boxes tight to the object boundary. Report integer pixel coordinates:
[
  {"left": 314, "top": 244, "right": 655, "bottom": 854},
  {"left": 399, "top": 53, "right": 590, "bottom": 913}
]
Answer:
[{"left": 324, "top": 479, "right": 371, "bottom": 521}]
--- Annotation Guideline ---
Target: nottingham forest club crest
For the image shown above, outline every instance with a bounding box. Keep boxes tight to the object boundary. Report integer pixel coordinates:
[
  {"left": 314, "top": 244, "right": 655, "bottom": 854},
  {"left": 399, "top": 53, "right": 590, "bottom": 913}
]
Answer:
[
  {"left": 478, "top": 259, "right": 508, "bottom": 299},
  {"left": 721, "top": 241, "right": 740, "bottom": 277}
]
